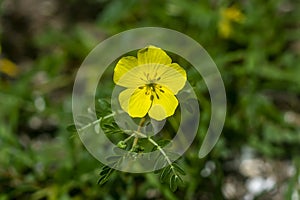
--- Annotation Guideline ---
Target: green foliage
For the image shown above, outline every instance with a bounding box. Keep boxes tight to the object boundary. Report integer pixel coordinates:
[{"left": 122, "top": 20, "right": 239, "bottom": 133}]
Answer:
[
  {"left": 68, "top": 98, "right": 187, "bottom": 191},
  {"left": 98, "top": 165, "right": 116, "bottom": 186},
  {"left": 159, "top": 163, "right": 185, "bottom": 192}
]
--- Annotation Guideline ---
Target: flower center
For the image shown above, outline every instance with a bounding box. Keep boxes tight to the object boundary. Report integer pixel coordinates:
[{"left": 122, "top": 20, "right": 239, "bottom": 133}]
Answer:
[{"left": 138, "top": 83, "right": 165, "bottom": 101}]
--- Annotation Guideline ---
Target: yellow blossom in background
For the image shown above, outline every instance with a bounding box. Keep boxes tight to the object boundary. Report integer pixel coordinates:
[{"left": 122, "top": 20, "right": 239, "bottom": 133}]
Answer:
[
  {"left": 113, "top": 45, "right": 187, "bottom": 121},
  {"left": 218, "top": 20, "right": 232, "bottom": 39},
  {"left": 0, "top": 45, "right": 19, "bottom": 78},
  {"left": 0, "top": 58, "right": 19, "bottom": 77},
  {"left": 222, "top": 6, "right": 245, "bottom": 23},
  {"left": 218, "top": 5, "right": 245, "bottom": 38}
]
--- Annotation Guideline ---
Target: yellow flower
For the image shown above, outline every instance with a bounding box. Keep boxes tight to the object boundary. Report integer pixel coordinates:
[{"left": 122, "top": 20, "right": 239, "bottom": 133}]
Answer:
[
  {"left": 222, "top": 6, "right": 245, "bottom": 23},
  {"left": 218, "top": 19, "right": 231, "bottom": 38},
  {"left": 0, "top": 58, "right": 19, "bottom": 77},
  {"left": 113, "top": 45, "right": 187, "bottom": 121},
  {"left": 218, "top": 5, "right": 245, "bottom": 38}
]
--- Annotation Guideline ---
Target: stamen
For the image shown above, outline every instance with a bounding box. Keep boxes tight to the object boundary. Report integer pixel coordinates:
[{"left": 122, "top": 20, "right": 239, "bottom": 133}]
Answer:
[
  {"left": 150, "top": 95, "right": 154, "bottom": 101},
  {"left": 138, "top": 86, "right": 144, "bottom": 89},
  {"left": 156, "top": 93, "right": 160, "bottom": 99},
  {"left": 156, "top": 77, "right": 161, "bottom": 81},
  {"left": 159, "top": 89, "right": 164, "bottom": 93},
  {"left": 145, "top": 89, "right": 150, "bottom": 95}
]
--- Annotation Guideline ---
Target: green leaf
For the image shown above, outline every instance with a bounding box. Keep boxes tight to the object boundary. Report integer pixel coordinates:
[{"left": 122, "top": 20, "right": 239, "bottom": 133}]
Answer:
[
  {"left": 172, "top": 163, "right": 186, "bottom": 175},
  {"left": 160, "top": 166, "right": 171, "bottom": 183},
  {"left": 103, "top": 124, "right": 115, "bottom": 129},
  {"left": 175, "top": 174, "right": 183, "bottom": 184},
  {"left": 98, "top": 175, "right": 109, "bottom": 185},
  {"left": 170, "top": 174, "right": 178, "bottom": 192},
  {"left": 101, "top": 121, "right": 123, "bottom": 135},
  {"left": 98, "top": 166, "right": 115, "bottom": 186},
  {"left": 99, "top": 166, "right": 111, "bottom": 176}
]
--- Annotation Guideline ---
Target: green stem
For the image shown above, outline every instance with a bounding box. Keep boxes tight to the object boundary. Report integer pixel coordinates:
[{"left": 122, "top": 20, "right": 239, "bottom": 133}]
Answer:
[
  {"left": 131, "top": 117, "right": 146, "bottom": 151},
  {"left": 123, "top": 133, "right": 135, "bottom": 143},
  {"left": 78, "top": 112, "right": 115, "bottom": 132},
  {"left": 121, "top": 119, "right": 175, "bottom": 172},
  {"left": 147, "top": 137, "right": 172, "bottom": 166}
]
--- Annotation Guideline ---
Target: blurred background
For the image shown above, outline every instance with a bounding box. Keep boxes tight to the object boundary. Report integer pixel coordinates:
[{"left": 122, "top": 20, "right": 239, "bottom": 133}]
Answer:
[{"left": 1, "top": 0, "right": 300, "bottom": 199}]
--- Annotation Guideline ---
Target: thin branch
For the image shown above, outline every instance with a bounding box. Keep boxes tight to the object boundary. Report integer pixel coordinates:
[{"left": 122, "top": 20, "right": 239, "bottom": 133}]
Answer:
[
  {"left": 78, "top": 112, "right": 115, "bottom": 132},
  {"left": 147, "top": 137, "right": 173, "bottom": 166},
  {"left": 123, "top": 133, "right": 135, "bottom": 143}
]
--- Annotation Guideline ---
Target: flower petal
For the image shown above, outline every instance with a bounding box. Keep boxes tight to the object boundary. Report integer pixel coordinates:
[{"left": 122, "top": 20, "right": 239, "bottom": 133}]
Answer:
[
  {"left": 155, "top": 63, "right": 187, "bottom": 94},
  {"left": 113, "top": 56, "right": 145, "bottom": 87},
  {"left": 137, "top": 46, "right": 172, "bottom": 65},
  {"left": 148, "top": 86, "right": 179, "bottom": 121},
  {"left": 118, "top": 88, "right": 135, "bottom": 113},
  {"left": 119, "top": 88, "right": 152, "bottom": 118}
]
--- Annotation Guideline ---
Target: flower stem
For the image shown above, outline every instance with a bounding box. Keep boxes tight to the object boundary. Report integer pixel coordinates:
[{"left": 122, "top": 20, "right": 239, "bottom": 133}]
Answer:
[{"left": 131, "top": 117, "right": 146, "bottom": 151}]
